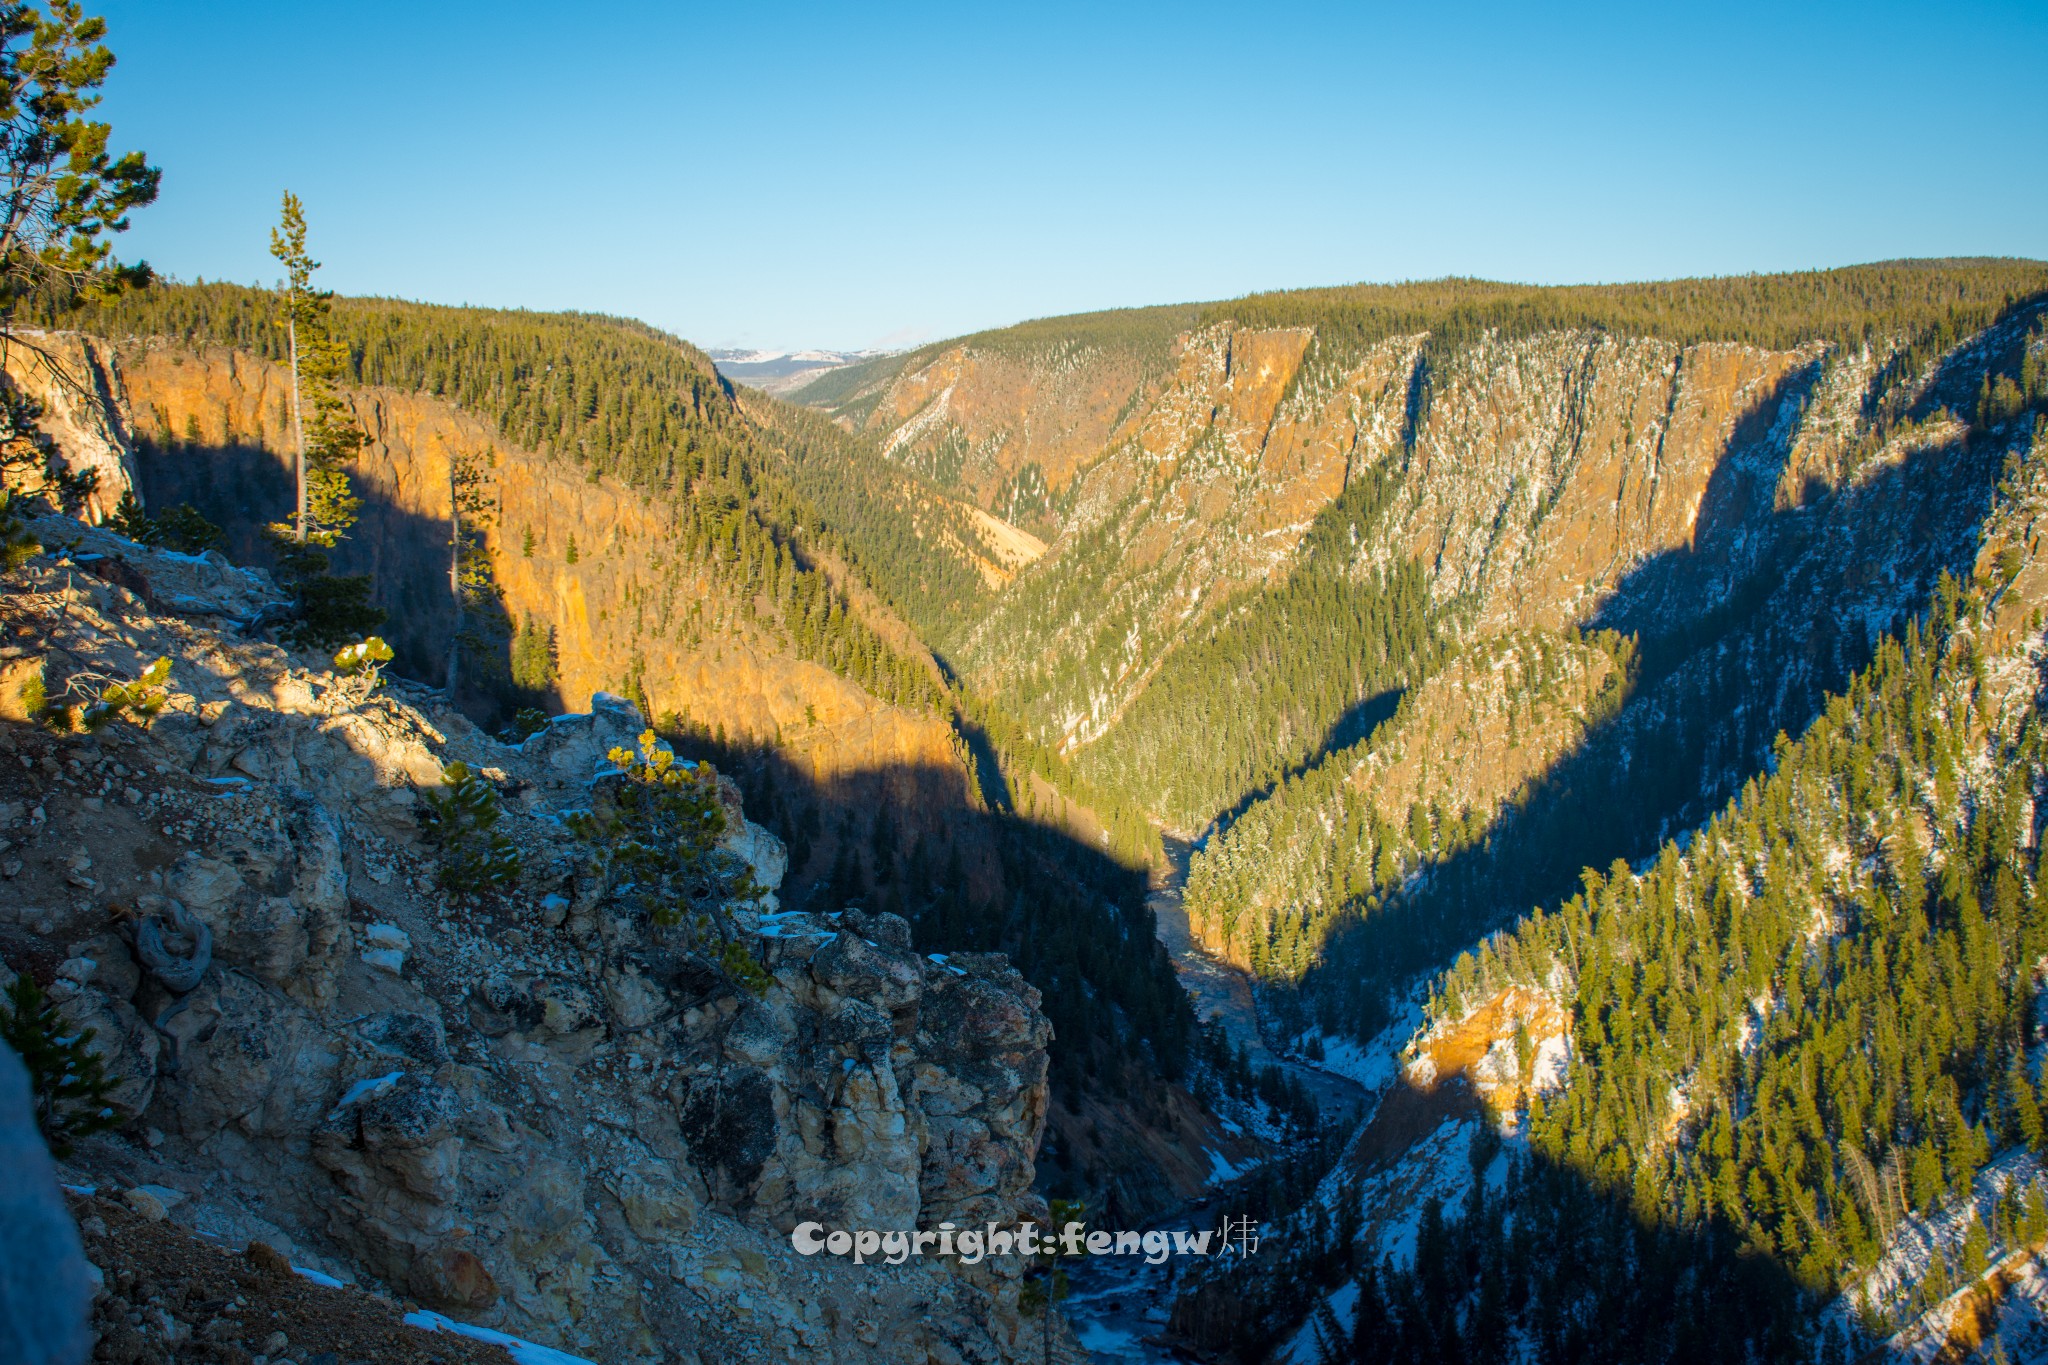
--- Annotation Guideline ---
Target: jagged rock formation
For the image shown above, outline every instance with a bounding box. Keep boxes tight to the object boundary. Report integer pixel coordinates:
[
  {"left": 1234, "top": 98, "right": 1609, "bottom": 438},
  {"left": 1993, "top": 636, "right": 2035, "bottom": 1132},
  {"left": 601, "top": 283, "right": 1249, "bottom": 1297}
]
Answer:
[{"left": 0, "top": 517, "right": 1064, "bottom": 1364}]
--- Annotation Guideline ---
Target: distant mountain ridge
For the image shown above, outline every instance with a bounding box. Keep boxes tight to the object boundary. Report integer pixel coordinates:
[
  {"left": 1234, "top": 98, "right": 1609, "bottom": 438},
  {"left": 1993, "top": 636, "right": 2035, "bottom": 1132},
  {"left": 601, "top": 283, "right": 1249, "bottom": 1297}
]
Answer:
[{"left": 709, "top": 345, "right": 897, "bottom": 395}]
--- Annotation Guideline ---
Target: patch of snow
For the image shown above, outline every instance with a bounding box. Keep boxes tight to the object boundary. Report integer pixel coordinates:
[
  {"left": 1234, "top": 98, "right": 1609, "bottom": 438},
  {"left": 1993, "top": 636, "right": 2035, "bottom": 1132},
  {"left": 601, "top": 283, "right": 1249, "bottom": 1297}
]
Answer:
[
  {"left": 360, "top": 947, "right": 406, "bottom": 975},
  {"left": 1315, "top": 997, "right": 1425, "bottom": 1094},
  {"left": 363, "top": 923, "right": 410, "bottom": 951},
  {"left": 329, "top": 1071, "right": 402, "bottom": 1114},
  {"left": 1529, "top": 1032, "right": 1571, "bottom": 1091},
  {"left": 1280, "top": 1279, "right": 1362, "bottom": 1365},
  {"left": 403, "top": 1309, "right": 596, "bottom": 1365},
  {"left": 292, "top": 1264, "right": 345, "bottom": 1288},
  {"left": 1206, "top": 1149, "right": 1252, "bottom": 1184}
]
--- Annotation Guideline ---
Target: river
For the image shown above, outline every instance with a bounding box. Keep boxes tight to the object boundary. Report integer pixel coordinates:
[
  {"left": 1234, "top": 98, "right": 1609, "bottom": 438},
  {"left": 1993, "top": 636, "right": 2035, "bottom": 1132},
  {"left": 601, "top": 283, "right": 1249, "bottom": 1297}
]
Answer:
[{"left": 1060, "top": 836, "right": 1366, "bottom": 1364}]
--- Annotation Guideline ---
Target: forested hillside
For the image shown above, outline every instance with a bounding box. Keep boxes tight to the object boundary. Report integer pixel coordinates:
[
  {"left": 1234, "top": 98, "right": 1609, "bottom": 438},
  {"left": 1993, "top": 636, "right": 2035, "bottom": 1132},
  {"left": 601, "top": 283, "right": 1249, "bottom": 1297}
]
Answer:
[
  {"left": 1306, "top": 511, "right": 2048, "bottom": 1362},
  {"left": 77, "top": 283, "right": 942, "bottom": 712},
  {"left": 1183, "top": 627, "right": 1633, "bottom": 976},
  {"left": 1068, "top": 466, "right": 1444, "bottom": 830},
  {"left": 807, "top": 261, "right": 2048, "bottom": 851},
  {"left": 63, "top": 260, "right": 2048, "bottom": 1356}
]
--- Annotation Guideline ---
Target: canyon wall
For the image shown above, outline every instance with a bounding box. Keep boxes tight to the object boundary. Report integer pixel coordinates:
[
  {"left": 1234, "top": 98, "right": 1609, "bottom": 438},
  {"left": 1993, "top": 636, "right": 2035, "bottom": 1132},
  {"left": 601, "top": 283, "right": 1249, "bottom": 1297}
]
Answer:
[{"left": 109, "top": 339, "right": 969, "bottom": 803}]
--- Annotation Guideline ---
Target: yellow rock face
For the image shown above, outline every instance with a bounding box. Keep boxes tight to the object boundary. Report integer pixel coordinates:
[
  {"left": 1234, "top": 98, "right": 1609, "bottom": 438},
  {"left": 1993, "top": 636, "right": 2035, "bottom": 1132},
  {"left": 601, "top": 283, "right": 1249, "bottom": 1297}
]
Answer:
[{"left": 112, "top": 340, "right": 967, "bottom": 790}]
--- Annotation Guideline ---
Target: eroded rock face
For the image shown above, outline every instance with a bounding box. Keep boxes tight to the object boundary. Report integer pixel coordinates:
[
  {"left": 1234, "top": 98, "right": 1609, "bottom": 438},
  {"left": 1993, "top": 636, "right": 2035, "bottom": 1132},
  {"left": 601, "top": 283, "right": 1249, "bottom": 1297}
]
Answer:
[
  {"left": 0, "top": 528, "right": 1057, "bottom": 1365},
  {"left": 3, "top": 330, "right": 141, "bottom": 523},
  {"left": 164, "top": 790, "right": 348, "bottom": 1005},
  {"left": 53, "top": 986, "right": 160, "bottom": 1120},
  {"left": 25, "top": 512, "right": 287, "bottom": 627}
]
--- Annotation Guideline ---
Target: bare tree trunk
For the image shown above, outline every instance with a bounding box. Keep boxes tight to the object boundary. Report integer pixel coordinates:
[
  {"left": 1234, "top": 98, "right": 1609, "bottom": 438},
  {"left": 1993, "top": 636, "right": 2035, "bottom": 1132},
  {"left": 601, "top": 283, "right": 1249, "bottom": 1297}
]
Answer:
[
  {"left": 447, "top": 457, "right": 462, "bottom": 696},
  {"left": 288, "top": 316, "right": 306, "bottom": 542}
]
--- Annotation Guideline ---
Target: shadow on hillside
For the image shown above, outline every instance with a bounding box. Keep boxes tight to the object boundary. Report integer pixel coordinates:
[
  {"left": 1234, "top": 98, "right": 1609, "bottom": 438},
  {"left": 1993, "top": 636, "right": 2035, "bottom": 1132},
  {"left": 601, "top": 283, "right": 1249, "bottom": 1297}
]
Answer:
[
  {"left": 1303, "top": 308, "right": 2046, "bottom": 1041},
  {"left": 1169, "top": 1073, "right": 1820, "bottom": 1365},
  {"left": 949, "top": 714, "right": 1016, "bottom": 813},
  {"left": 1206, "top": 686, "right": 1406, "bottom": 843},
  {"left": 133, "top": 435, "right": 536, "bottom": 724},
  {"left": 1159, "top": 300, "right": 2048, "bottom": 1361},
  {"left": 624, "top": 730, "right": 1225, "bottom": 1223}
]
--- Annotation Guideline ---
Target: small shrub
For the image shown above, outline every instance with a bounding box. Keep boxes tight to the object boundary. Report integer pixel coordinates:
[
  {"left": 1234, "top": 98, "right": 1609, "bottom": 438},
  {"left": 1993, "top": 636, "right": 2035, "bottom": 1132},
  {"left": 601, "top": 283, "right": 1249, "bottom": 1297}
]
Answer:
[
  {"left": 330, "top": 635, "right": 394, "bottom": 706},
  {"left": 285, "top": 572, "right": 385, "bottom": 650},
  {"left": 419, "top": 760, "right": 522, "bottom": 891},
  {"left": 42, "top": 656, "right": 172, "bottom": 733},
  {"left": 569, "top": 731, "right": 765, "bottom": 985},
  {"left": 0, "top": 488, "right": 39, "bottom": 572},
  {"left": 17, "top": 666, "right": 45, "bottom": 718},
  {"left": 0, "top": 974, "right": 120, "bottom": 1157},
  {"left": 333, "top": 634, "right": 395, "bottom": 679},
  {"left": 719, "top": 940, "right": 773, "bottom": 998},
  {"left": 111, "top": 491, "right": 226, "bottom": 554}
]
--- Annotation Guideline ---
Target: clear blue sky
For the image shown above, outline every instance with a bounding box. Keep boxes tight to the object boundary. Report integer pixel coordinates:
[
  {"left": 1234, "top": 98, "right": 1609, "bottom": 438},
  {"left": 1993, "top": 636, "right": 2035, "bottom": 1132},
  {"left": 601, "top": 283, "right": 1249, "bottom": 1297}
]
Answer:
[{"left": 94, "top": 0, "right": 2048, "bottom": 353}]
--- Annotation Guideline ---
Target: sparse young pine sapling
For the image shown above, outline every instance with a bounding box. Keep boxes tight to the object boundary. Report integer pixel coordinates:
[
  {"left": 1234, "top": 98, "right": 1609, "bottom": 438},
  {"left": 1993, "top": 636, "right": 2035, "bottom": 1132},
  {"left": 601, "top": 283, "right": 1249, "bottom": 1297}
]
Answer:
[
  {"left": 110, "top": 491, "right": 226, "bottom": 554},
  {"left": 0, "top": 487, "right": 38, "bottom": 571},
  {"left": 567, "top": 730, "right": 769, "bottom": 990},
  {"left": 40, "top": 655, "right": 172, "bottom": 733},
  {"left": 419, "top": 760, "right": 522, "bottom": 892},
  {"left": 330, "top": 634, "right": 394, "bottom": 705}
]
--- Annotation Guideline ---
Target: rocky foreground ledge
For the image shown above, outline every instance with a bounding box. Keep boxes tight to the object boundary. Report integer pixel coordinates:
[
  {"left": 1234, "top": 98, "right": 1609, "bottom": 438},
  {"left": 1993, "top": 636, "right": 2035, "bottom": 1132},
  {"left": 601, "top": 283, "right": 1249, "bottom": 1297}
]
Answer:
[{"left": 0, "top": 512, "right": 1071, "bottom": 1364}]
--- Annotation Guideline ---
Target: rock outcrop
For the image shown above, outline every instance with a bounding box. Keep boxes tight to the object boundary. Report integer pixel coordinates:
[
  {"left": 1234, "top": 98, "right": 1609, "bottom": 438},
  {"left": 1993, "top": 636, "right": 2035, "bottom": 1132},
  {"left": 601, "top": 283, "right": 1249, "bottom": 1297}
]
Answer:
[
  {"left": 1, "top": 330, "right": 141, "bottom": 523},
  {"left": 0, "top": 517, "right": 1061, "bottom": 1364}
]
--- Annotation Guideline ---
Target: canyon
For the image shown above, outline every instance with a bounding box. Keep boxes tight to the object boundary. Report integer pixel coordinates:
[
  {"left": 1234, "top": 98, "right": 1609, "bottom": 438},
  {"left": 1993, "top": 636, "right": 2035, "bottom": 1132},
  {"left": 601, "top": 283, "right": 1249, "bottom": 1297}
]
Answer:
[{"left": 6, "top": 261, "right": 2048, "bottom": 1364}]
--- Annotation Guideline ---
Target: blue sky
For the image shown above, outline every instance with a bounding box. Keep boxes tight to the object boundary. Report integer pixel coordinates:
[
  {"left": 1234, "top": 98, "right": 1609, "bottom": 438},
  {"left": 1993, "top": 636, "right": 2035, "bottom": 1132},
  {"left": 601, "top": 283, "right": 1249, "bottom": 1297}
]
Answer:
[{"left": 95, "top": 1, "right": 2048, "bottom": 352}]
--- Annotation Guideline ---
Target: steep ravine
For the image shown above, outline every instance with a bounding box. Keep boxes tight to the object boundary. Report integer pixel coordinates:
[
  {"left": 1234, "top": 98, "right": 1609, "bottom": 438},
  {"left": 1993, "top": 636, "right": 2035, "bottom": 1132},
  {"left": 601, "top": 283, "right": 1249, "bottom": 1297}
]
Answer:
[{"left": 1061, "top": 840, "right": 1365, "bottom": 1365}]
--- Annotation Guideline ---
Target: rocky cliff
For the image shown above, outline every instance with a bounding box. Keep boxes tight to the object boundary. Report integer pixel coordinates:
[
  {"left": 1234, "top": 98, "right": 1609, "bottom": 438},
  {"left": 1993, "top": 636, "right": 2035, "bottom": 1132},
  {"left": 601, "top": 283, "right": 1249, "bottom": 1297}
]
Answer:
[
  {"left": 64, "top": 338, "right": 974, "bottom": 807},
  {"left": 0, "top": 513, "right": 1066, "bottom": 1364},
  {"left": 0, "top": 329, "right": 143, "bottom": 522},
  {"left": 813, "top": 298, "right": 2041, "bottom": 835}
]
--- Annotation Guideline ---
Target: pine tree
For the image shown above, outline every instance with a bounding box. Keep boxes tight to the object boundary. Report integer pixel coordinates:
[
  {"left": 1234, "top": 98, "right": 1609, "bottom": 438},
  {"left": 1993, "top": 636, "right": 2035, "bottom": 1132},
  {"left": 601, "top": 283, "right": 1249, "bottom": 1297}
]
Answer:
[
  {"left": 0, "top": 486, "right": 36, "bottom": 570},
  {"left": 419, "top": 761, "right": 521, "bottom": 891},
  {"left": 0, "top": 2, "right": 158, "bottom": 322},
  {"left": 445, "top": 445, "right": 505, "bottom": 695},
  {"left": 265, "top": 192, "right": 379, "bottom": 646}
]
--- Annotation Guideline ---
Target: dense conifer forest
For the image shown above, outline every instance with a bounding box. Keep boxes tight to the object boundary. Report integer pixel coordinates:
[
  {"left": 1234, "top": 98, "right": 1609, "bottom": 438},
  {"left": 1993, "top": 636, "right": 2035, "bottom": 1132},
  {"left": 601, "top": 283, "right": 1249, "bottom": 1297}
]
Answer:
[
  {"left": 1204, "top": 259, "right": 2048, "bottom": 362},
  {"left": 1340, "top": 565, "right": 2048, "bottom": 1359},
  {"left": 1070, "top": 466, "right": 1445, "bottom": 831}
]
